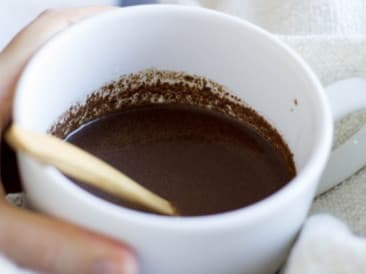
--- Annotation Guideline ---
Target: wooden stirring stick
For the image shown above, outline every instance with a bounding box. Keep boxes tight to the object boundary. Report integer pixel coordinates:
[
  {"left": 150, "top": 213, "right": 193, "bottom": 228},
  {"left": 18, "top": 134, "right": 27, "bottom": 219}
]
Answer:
[{"left": 5, "top": 125, "right": 177, "bottom": 216}]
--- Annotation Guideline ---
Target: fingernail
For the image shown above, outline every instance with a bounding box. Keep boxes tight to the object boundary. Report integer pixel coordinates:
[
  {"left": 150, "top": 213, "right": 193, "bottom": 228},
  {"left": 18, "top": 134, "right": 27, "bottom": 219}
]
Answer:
[{"left": 92, "top": 255, "right": 138, "bottom": 274}]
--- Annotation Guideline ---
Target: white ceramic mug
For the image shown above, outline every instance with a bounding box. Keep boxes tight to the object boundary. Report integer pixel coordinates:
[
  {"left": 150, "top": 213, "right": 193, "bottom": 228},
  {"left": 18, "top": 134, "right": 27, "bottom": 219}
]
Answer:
[{"left": 13, "top": 5, "right": 366, "bottom": 274}]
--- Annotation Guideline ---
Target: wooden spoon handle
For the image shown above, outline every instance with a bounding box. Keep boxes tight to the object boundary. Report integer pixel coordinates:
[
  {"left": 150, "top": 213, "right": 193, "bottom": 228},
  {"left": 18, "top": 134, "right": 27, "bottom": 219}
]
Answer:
[{"left": 5, "top": 125, "right": 177, "bottom": 216}]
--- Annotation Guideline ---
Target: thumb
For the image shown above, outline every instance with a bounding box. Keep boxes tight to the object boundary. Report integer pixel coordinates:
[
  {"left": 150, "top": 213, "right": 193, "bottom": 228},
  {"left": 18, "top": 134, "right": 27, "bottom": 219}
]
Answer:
[{"left": 0, "top": 203, "right": 138, "bottom": 274}]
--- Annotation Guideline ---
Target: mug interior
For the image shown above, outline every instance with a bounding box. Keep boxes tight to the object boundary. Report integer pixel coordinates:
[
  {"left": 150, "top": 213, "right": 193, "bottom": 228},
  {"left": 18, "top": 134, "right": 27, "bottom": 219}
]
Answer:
[{"left": 14, "top": 5, "right": 331, "bottom": 219}]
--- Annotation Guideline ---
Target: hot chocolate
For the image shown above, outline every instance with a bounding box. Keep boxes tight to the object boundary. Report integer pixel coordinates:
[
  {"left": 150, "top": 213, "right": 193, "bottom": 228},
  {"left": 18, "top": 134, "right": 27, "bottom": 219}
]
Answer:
[
  {"left": 51, "top": 70, "right": 296, "bottom": 216},
  {"left": 66, "top": 103, "right": 295, "bottom": 216}
]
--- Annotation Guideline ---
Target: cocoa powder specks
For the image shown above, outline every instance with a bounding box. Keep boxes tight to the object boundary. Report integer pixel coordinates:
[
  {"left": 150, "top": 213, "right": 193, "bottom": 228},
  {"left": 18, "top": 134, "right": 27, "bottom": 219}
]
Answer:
[{"left": 49, "top": 69, "right": 295, "bottom": 175}]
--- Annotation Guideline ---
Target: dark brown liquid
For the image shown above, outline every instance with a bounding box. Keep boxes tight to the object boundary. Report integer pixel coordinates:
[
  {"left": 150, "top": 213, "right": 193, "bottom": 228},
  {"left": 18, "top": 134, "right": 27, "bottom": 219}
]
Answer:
[{"left": 65, "top": 104, "right": 295, "bottom": 216}]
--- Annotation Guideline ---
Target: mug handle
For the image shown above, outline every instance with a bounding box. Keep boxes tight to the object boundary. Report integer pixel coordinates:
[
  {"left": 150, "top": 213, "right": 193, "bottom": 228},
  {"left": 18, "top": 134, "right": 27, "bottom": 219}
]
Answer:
[{"left": 317, "top": 78, "right": 366, "bottom": 194}]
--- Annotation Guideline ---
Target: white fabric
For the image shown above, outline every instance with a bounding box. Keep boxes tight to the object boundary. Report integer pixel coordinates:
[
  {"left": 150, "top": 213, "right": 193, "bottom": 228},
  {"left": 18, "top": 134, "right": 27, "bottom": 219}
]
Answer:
[
  {"left": 160, "top": 0, "right": 366, "bottom": 273},
  {"left": 161, "top": 0, "right": 366, "bottom": 35},
  {"left": 285, "top": 214, "right": 366, "bottom": 274},
  {"left": 3, "top": 0, "right": 366, "bottom": 273}
]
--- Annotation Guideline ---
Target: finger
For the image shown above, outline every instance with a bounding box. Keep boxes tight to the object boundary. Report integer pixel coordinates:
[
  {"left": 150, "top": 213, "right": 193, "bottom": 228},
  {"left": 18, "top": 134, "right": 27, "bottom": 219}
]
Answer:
[
  {"left": 0, "top": 128, "right": 6, "bottom": 200},
  {"left": 0, "top": 181, "right": 4, "bottom": 199},
  {"left": 0, "top": 6, "right": 119, "bottom": 127},
  {"left": 2, "top": 6, "right": 118, "bottom": 70},
  {"left": 0, "top": 203, "right": 138, "bottom": 274}
]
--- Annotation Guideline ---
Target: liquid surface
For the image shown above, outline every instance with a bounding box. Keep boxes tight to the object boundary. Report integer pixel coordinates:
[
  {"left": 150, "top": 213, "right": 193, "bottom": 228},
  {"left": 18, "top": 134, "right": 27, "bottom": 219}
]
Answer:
[{"left": 66, "top": 104, "right": 295, "bottom": 216}]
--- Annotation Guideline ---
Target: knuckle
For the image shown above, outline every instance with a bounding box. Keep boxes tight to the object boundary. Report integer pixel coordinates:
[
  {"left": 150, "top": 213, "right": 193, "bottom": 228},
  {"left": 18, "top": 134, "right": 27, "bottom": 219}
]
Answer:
[
  {"left": 36, "top": 8, "right": 71, "bottom": 27},
  {"left": 38, "top": 9, "right": 60, "bottom": 19}
]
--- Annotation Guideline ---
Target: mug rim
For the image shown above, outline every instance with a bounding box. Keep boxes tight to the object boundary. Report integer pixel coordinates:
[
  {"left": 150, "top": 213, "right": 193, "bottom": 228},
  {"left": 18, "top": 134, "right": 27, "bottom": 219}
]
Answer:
[{"left": 14, "top": 4, "right": 333, "bottom": 229}]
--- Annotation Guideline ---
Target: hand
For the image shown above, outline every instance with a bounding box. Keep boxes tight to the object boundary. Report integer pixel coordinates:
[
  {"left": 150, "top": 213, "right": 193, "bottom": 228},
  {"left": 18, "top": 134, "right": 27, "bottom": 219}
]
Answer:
[{"left": 0, "top": 7, "right": 137, "bottom": 274}]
